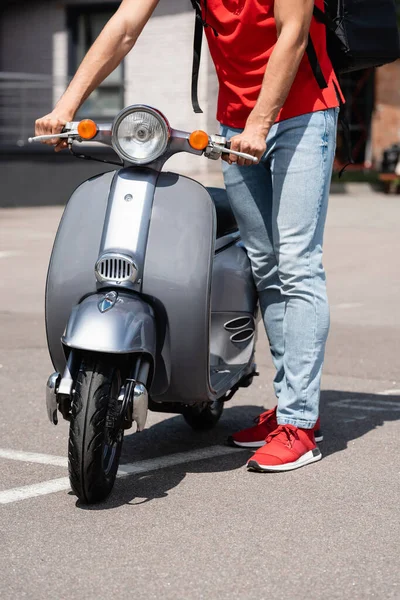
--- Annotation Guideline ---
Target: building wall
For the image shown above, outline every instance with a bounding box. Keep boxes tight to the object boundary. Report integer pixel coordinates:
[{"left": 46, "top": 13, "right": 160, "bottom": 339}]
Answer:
[
  {"left": 124, "top": 8, "right": 219, "bottom": 174},
  {"left": 0, "top": 0, "right": 63, "bottom": 76},
  {"left": 371, "top": 60, "right": 400, "bottom": 166},
  {"left": 0, "top": 0, "right": 220, "bottom": 175}
]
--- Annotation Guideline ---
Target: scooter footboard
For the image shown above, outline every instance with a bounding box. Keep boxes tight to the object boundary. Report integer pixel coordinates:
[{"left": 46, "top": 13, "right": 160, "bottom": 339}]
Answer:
[{"left": 62, "top": 292, "right": 156, "bottom": 360}]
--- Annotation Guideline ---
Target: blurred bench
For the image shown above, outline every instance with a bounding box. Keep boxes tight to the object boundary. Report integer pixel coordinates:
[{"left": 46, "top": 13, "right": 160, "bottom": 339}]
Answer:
[{"left": 378, "top": 172, "right": 400, "bottom": 194}]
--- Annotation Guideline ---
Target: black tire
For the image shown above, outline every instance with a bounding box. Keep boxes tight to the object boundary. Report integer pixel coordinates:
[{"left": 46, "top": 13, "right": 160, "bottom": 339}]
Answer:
[
  {"left": 68, "top": 356, "right": 124, "bottom": 504},
  {"left": 183, "top": 399, "right": 224, "bottom": 431}
]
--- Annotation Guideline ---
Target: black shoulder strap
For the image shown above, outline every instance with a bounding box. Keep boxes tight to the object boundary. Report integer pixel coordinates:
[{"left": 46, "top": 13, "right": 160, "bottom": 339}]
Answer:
[
  {"left": 190, "top": 0, "right": 218, "bottom": 114},
  {"left": 313, "top": 5, "right": 336, "bottom": 31},
  {"left": 306, "top": 34, "right": 328, "bottom": 89},
  {"left": 191, "top": 1, "right": 204, "bottom": 113},
  {"left": 306, "top": 6, "right": 330, "bottom": 89}
]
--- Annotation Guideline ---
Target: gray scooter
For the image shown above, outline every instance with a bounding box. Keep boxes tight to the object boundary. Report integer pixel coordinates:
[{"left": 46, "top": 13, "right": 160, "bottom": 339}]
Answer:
[{"left": 29, "top": 105, "right": 259, "bottom": 504}]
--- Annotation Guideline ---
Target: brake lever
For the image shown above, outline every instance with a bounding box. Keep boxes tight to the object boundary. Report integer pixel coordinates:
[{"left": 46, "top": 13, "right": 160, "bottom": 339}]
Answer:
[
  {"left": 205, "top": 134, "right": 258, "bottom": 163},
  {"left": 28, "top": 132, "right": 79, "bottom": 143},
  {"left": 218, "top": 146, "right": 258, "bottom": 163}
]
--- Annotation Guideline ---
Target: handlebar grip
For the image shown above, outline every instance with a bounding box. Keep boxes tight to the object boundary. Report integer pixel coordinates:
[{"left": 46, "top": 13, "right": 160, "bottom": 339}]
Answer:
[{"left": 226, "top": 141, "right": 231, "bottom": 150}]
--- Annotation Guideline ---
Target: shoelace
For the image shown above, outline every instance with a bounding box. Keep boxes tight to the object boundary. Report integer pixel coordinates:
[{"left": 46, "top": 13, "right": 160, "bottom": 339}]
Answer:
[
  {"left": 265, "top": 425, "right": 299, "bottom": 449},
  {"left": 254, "top": 408, "right": 275, "bottom": 426}
]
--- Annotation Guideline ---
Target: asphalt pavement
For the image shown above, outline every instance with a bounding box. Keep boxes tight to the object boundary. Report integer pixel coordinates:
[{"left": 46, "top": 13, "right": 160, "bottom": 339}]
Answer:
[{"left": 0, "top": 183, "right": 399, "bottom": 599}]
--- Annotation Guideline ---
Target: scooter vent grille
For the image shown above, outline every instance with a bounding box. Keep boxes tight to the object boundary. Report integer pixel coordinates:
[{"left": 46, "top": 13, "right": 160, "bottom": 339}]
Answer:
[{"left": 95, "top": 254, "right": 138, "bottom": 283}]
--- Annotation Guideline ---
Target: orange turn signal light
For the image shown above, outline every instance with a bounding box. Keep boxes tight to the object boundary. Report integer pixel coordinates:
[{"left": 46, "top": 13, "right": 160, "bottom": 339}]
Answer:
[
  {"left": 189, "top": 130, "right": 209, "bottom": 151},
  {"left": 77, "top": 119, "right": 98, "bottom": 140}
]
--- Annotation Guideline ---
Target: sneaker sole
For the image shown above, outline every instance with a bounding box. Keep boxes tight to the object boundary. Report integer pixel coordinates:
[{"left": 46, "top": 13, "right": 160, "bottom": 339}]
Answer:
[
  {"left": 315, "top": 430, "right": 323, "bottom": 444},
  {"left": 228, "top": 438, "right": 267, "bottom": 448},
  {"left": 228, "top": 430, "right": 323, "bottom": 448},
  {"left": 247, "top": 448, "right": 322, "bottom": 472}
]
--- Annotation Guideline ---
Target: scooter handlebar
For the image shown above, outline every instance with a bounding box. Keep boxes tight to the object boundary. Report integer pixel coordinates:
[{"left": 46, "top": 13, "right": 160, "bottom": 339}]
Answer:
[
  {"left": 28, "top": 123, "right": 79, "bottom": 144},
  {"left": 218, "top": 142, "right": 258, "bottom": 163},
  {"left": 28, "top": 131, "right": 78, "bottom": 143},
  {"left": 28, "top": 120, "right": 257, "bottom": 163},
  {"left": 205, "top": 135, "right": 258, "bottom": 163}
]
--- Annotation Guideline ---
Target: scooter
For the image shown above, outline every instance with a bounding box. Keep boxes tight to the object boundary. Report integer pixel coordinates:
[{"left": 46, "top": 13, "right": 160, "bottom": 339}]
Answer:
[{"left": 29, "top": 105, "right": 259, "bottom": 504}]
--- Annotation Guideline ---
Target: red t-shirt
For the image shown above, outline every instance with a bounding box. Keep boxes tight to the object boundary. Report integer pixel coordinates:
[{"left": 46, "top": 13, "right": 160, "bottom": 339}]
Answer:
[{"left": 202, "top": 0, "right": 342, "bottom": 128}]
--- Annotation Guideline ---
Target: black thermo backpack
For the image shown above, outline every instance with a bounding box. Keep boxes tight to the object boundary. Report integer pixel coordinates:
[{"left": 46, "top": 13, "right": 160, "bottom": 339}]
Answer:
[{"left": 190, "top": 0, "right": 400, "bottom": 113}]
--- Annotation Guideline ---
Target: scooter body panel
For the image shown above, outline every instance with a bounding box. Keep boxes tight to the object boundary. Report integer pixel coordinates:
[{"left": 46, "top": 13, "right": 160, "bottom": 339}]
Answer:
[
  {"left": 46, "top": 166, "right": 257, "bottom": 406},
  {"left": 45, "top": 171, "right": 115, "bottom": 373},
  {"left": 97, "top": 168, "right": 159, "bottom": 292},
  {"left": 46, "top": 167, "right": 159, "bottom": 373},
  {"left": 142, "top": 172, "right": 216, "bottom": 404},
  {"left": 209, "top": 243, "right": 258, "bottom": 396},
  {"left": 62, "top": 292, "right": 156, "bottom": 358},
  {"left": 211, "top": 243, "right": 257, "bottom": 313}
]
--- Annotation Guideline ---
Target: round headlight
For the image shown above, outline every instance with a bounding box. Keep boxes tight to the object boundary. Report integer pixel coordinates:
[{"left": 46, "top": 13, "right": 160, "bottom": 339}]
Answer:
[{"left": 112, "top": 106, "right": 170, "bottom": 164}]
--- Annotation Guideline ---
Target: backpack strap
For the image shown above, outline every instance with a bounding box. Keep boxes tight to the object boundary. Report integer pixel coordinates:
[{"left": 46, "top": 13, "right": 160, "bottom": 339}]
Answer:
[
  {"left": 307, "top": 7, "right": 353, "bottom": 174},
  {"left": 306, "top": 5, "right": 332, "bottom": 89},
  {"left": 312, "top": 5, "right": 337, "bottom": 32},
  {"left": 191, "top": 0, "right": 204, "bottom": 113},
  {"left": 190, "top": 0, "right": 218, "bottom": 114},
  {"left": 306, "top": 35, "right": 328, "bottom": 89}
]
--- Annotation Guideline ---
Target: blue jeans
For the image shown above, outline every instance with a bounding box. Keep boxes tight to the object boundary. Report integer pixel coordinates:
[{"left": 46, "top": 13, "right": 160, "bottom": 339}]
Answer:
[{"left": 221, "top": 108, "right": 339, "bottom": 428}]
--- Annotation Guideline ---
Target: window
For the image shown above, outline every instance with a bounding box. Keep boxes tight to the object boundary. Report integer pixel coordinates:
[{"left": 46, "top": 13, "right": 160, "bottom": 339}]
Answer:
[{"left": 68, "top": 4, "right": 124, "bottom": 118}]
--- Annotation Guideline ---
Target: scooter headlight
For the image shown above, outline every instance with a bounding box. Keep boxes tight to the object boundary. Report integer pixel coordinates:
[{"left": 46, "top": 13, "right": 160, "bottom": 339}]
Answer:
[{"left": 112, "top": 105, "right": 170, "bottom": 164}]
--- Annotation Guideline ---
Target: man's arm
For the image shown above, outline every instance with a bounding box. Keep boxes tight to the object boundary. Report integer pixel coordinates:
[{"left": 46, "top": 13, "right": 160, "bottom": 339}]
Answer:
[
  {"left": 35, "top": 0, "right": 160, "bottom": 149},
  {"left": 227, "top": 0, "right": 314, "bottom": 166}
]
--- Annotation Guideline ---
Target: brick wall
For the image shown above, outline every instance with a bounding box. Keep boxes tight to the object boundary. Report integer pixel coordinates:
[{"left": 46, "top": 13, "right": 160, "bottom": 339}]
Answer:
[{"left": 371, "top": 60, "right": 400, "bottom": 166}]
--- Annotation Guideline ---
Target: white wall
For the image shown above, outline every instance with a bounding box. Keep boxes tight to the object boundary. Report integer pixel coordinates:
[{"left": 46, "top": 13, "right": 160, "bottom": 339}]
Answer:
[
  {"left": 124, "top": 11, "right": 219, "bottom": 175},
  {"left": 52, "top": 31, "right": 68, "bottom": 107}
]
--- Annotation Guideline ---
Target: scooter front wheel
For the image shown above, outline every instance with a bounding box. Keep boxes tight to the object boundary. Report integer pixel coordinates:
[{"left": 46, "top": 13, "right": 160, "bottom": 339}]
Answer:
[
  {"left": 68, "top": 356, "right": 124, "bottom": 504},
  {"left": 182, "top": 399, "right": 224, "bottom": 431}
]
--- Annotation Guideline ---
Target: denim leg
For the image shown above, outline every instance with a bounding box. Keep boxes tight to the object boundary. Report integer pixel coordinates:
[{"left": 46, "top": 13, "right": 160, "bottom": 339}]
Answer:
[
  {"left": 269, "top": 108, "right": 338, "bottom": 427},
  {"left": 220, "top": 129, "right": 286, "bottom": 400},
  {"left": 221, "top": 108, "right": 338, "bottom": 428}
]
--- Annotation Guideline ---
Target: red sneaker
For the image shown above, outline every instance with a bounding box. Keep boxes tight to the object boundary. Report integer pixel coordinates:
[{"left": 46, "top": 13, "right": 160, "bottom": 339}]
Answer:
[
  {"left": 247, "top": 424, "right": 322, "bottom": 472},
  {"left": 228, "top": 407, "right": 323, "bottom": 448}
]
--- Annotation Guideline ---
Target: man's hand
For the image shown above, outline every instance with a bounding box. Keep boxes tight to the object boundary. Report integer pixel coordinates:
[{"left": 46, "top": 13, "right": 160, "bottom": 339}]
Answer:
[
  {"left": 225, "top": 124, "right": 267, "bottom": 167},
  {"left": 35, "top": 111, "right": 73, "bottom": 152}
]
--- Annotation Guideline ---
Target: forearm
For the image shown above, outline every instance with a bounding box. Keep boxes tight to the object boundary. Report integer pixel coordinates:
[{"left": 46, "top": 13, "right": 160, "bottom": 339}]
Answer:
[
  {"left": 55, "top": 0, "right": 159, "bottom": 118},
  {"left": 247, "top": 29, "right": 309, "bottom": 135}
]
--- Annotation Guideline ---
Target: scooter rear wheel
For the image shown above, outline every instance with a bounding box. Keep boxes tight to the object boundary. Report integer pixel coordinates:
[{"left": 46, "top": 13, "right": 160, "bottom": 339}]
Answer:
[
  {"left": 68, "top": 356, "right": 124, "bottom": 504},
  {"left": 182, "top": 399, "right": 224, "bottom": 431}
]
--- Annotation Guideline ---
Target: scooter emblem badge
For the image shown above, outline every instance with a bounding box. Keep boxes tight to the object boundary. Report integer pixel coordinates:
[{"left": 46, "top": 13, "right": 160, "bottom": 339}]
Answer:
[{"left": 98, "top": 291, "right": 118, "bottom": 313}]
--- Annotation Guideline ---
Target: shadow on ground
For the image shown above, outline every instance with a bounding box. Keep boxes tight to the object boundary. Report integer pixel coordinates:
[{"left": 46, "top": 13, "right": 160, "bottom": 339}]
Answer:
[
  {"left": 77, "top": 390, "right": 400, "bottom": 510},
  {"left": 318, "top": 389, "right": 400, "bottom": 458}
]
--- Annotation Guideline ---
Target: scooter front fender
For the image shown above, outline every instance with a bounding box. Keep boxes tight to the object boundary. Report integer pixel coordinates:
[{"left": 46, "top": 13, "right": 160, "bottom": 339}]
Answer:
[{"left": 62, "top": 292, "right": 156, "bottom": 359}]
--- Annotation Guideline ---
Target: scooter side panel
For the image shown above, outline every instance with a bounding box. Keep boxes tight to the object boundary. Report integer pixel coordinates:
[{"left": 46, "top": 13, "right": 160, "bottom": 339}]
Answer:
[
  {"left": 142, "top": 173, "right": 216, "bottom": 404},
  {"left": 45, "top": 171, "right": 116, "bottom": 372},
  {"left": 211, "top": 244, "right": 257, "bottom": 313},
  {"left": 62, "top": 292, "right": 156, "bottom": 357}
]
